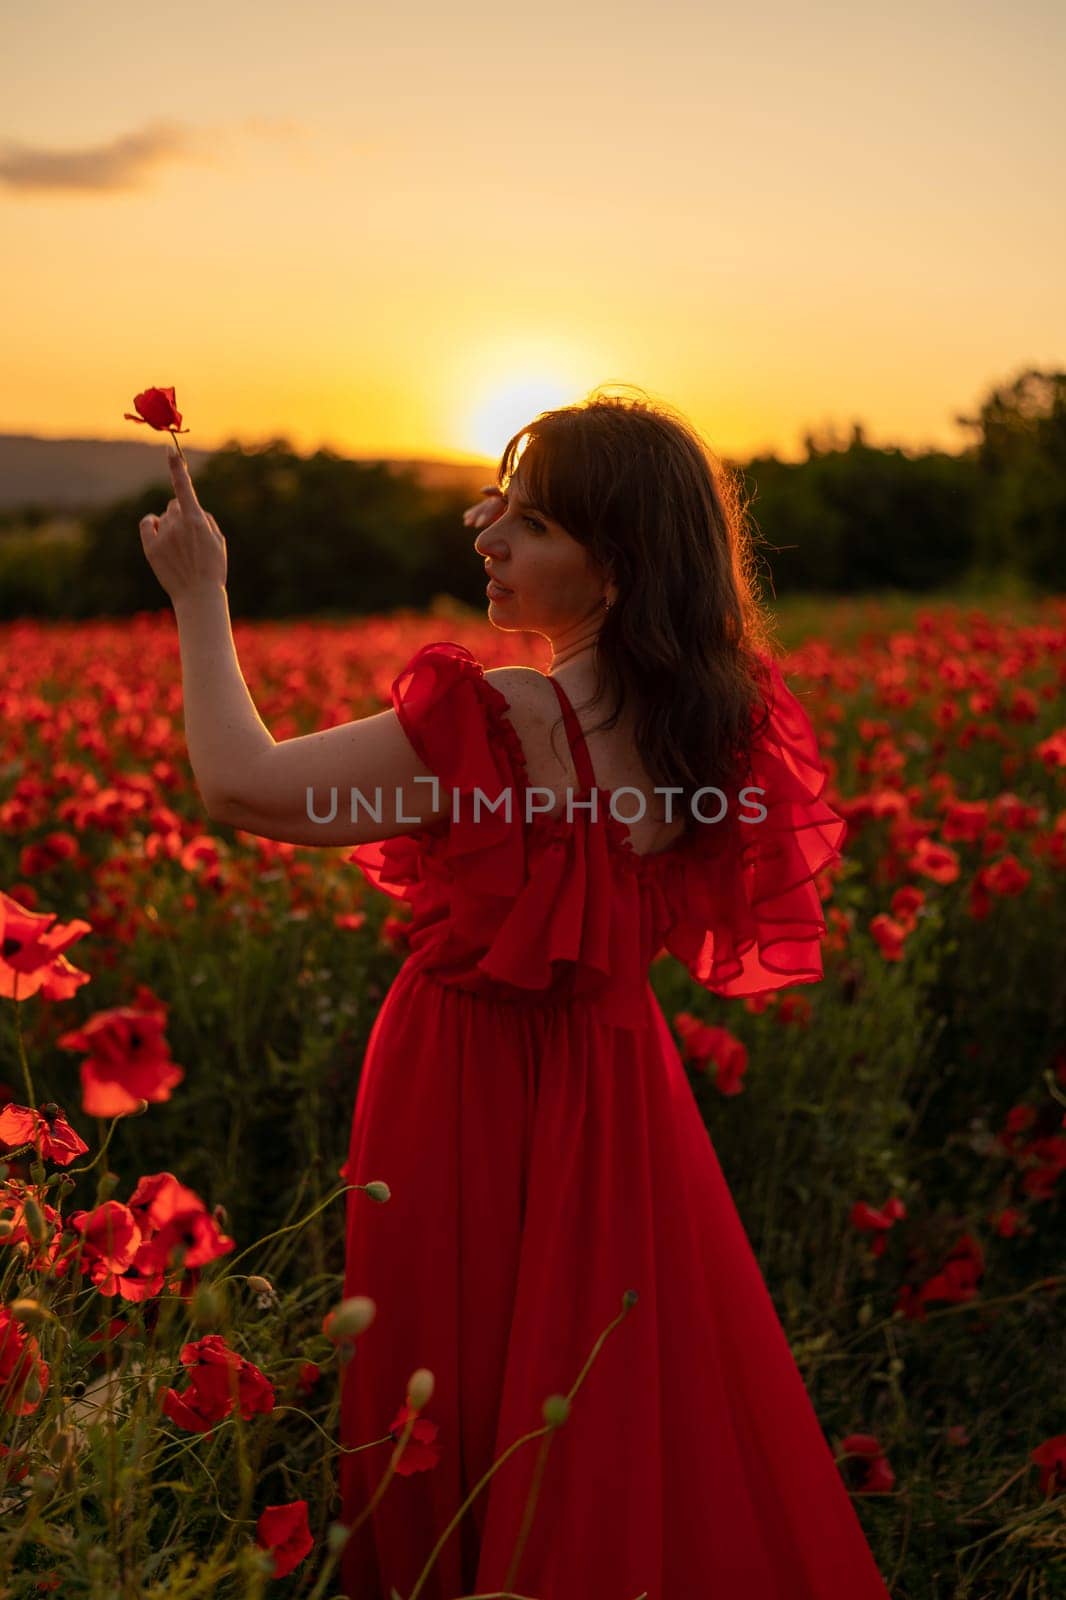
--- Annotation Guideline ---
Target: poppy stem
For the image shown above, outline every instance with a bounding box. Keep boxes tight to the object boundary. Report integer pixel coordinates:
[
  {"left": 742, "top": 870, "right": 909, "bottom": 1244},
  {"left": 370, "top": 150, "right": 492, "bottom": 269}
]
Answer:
[
  {"left": 169, "top": 430, "right": 187, "bottom": 463},
  {"left": 11, "top": 973, "right": 37, "bottom": 1108}
]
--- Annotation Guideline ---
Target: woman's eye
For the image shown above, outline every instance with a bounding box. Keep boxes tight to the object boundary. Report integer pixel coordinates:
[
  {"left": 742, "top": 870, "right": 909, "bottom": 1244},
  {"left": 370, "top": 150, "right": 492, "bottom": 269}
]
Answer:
[{"left": 524, "top": 515, "right": 545, "bottom": 532}]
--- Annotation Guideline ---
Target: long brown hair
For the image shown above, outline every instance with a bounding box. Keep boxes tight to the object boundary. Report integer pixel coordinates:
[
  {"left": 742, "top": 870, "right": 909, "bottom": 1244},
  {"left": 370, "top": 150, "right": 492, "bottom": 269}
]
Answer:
[{"left": 494, "top": 386, "right": 778, "bottom": 833}]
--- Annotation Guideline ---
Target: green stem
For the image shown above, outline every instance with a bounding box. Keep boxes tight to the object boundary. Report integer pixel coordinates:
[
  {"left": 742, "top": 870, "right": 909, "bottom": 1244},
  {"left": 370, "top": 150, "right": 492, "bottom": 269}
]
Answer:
[{"left": 11, "top": 974, "right": 37, "bottom": 1109}]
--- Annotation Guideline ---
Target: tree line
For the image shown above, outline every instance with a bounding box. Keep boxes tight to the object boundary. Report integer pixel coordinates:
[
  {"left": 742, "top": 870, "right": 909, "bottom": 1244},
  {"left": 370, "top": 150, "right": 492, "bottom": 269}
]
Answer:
[{"left": 0, "top": 367, "right": 1061, "bottom": 619}]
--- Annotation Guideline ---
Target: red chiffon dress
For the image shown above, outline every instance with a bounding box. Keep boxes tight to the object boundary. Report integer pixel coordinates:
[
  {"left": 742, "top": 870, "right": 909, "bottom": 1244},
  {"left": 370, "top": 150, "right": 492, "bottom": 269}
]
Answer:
[{"left": 337, "top": 640, "right": 891, "bottom": 1600}]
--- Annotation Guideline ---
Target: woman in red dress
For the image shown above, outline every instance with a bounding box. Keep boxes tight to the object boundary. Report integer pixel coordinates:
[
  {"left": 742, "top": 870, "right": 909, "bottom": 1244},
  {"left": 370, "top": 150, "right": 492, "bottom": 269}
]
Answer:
[{"left": 335, "top": 392, "right": 891, "bottom": 1598}]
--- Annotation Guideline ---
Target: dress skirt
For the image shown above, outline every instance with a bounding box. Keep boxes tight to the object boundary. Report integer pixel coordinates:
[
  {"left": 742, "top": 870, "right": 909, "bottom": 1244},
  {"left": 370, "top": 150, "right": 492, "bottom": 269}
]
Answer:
[{"left": 337, "top": 955, "right": 891, "bottom": 1600}]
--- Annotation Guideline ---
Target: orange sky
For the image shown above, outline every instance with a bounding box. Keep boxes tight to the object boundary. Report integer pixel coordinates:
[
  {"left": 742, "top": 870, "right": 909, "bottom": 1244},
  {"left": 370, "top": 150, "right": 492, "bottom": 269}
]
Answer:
[{"left": 3, "top": 0, "right": 1063, "bottom": 465}]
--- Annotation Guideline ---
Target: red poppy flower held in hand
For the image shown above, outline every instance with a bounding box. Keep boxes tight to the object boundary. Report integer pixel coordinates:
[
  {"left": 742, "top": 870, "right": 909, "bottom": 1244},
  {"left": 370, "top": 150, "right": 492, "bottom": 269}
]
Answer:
[{"left": 123, "top": 387, "right": 190, "bottom": 460}]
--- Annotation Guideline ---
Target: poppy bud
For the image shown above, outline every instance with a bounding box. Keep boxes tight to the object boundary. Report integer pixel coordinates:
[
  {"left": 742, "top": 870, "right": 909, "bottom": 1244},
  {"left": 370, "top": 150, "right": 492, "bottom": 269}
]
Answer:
[
  {"left": 22, "top": 1198, "right": 49, "bottom": 1245},
  {"left": 542, "top": 1394, "right": 570, "bottom": 1428},
  {"left": 364, "top": 1181, "right": 391, "bottom": 1204},
  {"left": 327, "top": 1522, "right": 351, "bottom": 1555},
  {"left": 247, "top": 1275, "right": 275, "bottom": 1297},
  {"left": 10, "top": 1298, "right": 51, "bottom": 1327},
  {"left": 622, "top": 1289, "right": 639, "bottom": 1310},
  {"left": 325, "top": 1296, "right": 376, "bottom": 1341},
  {"left": 406, "top": 1368, "right": 434, "bottom": 1411}
]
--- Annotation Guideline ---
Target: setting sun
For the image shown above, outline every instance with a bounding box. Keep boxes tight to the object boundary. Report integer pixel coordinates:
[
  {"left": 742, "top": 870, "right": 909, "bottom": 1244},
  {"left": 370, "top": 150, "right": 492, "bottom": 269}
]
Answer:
[{"left": 456, "top": 358, "right": 588, "bottom": 462}]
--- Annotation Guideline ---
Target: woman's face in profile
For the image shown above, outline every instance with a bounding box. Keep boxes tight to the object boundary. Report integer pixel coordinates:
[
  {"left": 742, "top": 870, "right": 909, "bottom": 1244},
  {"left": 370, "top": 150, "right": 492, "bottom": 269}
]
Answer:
[{"left": 473, "top": 468, "right": 608, "bottom": 636}]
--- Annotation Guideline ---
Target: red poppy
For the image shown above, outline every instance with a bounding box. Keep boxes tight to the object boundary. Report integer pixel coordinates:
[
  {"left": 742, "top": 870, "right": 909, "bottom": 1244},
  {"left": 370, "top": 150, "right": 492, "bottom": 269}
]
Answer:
[
  {"left": 0, "top": 1103, "right": 89, "bottom": 1166},
  {"left": 907, "top": 836, "right": 961, "bottom": 883},
  {"left": 1031, "top": 1434, "right": 1066, "bottom": 1498},
  {"left": 941, "top": 799, "right": 989, "bottom": 843},
  {"left": 869, "top": 913, "right": 909, "bottom": 962},
  {"left": 59, "top": 1172, "right": 233, "bottom": 1294},
  {"left": 889, "top": 885, "right": 925, "bottom": 928},
  {"left": 0, "top": 1179, "right": 65, "bottom": 1270},
  {"left": 136, "top": 1203, "right": 234, "bottom": 1276},
  {"left": 162, "top": 1334, "right": 275, "bottom": 1436},
  {"left": 849, "top": 1196, "right": 906, "bottom": 1257},
  {"left": 19, "top": 831, "right": 81, "bottom": 878},
  {"left": 677, "top": 1021, "right": 748, "bottom": 1096},
  {"left": 0, "top": 1307, "right": 50, "bottom": 1416},
  {"left": 256, "top": 1500, "right": 314, "bottom": 1578},
  {"left": 979, "top": 854, "right": 1031, "bottom": 897},
  {"left": 1035, "top": 728, "right": 1066, "bottom": 770},
  {"left": 991, "top": 1206, "right": 1025, "bottom": 1238},
  {"left": 123, "top": 387, "right": 189, "bottom": 435},
  {"left": 64, "top": 1200, "right": 141, "bottom": 1279},
  {"left": 896, "top": 1233, "right": 985, "bottom": 1320},
  {"left": 295, "top": 1361, "right": 321, "bottom": 1398},
  {"left": 387, "top": 1402, "right": 441, "bottom": 1475},
  {"left": 0, "top": 891, "right": 92, "bottom": 1002},
  {"left": 1018, "top": 1134, "right": 1066, "bottom": 1202},
  {"left": 126, "top": 1171, "right": 205, "bottom": 1233},
  {"left": 57, "top": 998, "right": 184, "bottom": 1118},
  {"left": 838, "top": 1433, "right": 896, "bottom": 1493}
]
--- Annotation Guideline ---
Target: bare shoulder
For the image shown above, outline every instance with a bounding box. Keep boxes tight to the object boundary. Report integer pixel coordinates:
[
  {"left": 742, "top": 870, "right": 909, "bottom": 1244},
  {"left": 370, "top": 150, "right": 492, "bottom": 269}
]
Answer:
[
  {"left": 483, "top": 665, "right": 552, "bottom": 708},
  {"left": 483, "top": 666, "right": 558, "bottom": 737}
]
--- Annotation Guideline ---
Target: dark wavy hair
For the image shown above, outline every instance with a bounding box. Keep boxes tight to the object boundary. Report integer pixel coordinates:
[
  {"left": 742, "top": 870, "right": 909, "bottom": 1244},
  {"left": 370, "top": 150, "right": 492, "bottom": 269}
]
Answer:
[{"left": 494, "top": 386, "right": 778, "bottom": 835}]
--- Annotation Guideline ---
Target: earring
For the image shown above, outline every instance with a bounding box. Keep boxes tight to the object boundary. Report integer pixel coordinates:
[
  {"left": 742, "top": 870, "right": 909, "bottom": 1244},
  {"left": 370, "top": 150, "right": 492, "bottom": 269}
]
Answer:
[{"left": 603, "top": 595, "right": 614, "bottom": 611}]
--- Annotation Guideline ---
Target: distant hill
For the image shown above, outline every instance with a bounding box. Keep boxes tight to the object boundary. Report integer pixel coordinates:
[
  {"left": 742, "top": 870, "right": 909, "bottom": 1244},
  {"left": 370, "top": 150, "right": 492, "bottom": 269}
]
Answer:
[{"left": 0, "top": 434, "right": 497, "bottom": 513}]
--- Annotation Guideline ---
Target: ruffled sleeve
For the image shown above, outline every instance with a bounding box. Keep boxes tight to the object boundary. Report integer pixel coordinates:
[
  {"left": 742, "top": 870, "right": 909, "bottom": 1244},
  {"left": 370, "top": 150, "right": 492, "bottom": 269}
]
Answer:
[
  {"left": 345, "top": 640, "right": 528, "bottom": 909},
  {"left": 661, "top": 653, "right": 847, "bottom": 997},
  {"left": 345, "top": 640, "right": 652, "bottom": 1025}
]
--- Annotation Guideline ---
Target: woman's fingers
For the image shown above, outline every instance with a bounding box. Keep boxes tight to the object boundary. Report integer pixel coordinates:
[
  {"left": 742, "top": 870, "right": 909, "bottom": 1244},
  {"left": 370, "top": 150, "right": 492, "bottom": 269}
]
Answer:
[
  {"left": 462, "top": 485, "right": 505, "bottom": 527},
  {"left": 462, "top": 500, "right": 504, "bottom": 528}
]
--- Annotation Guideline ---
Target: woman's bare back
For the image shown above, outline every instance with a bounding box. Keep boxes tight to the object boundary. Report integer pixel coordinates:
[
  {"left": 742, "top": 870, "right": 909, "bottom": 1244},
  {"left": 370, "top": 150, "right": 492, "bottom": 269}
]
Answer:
[{"left": 489, "top": 665, "right": 689, "bottom": 858}]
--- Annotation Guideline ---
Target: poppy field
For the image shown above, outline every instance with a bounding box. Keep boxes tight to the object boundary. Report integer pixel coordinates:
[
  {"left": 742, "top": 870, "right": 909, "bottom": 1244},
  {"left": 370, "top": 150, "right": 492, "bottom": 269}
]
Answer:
[{"left": 1, "top": 593, "right": 1064, "bottom": 1598}]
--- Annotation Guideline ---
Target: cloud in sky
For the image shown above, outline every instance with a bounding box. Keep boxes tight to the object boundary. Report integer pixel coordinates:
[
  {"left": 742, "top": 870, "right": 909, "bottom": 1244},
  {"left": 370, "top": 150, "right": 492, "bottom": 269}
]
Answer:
[{"left": 0, "top": 117, "right": 312, "bottom": 194}]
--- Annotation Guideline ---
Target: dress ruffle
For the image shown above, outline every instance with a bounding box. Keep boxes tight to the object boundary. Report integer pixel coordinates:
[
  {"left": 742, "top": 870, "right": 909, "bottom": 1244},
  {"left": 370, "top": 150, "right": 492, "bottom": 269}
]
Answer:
[
  {"left": 657, "top": 653, "right": 847, "bottom": 995},
  {"left": 347, "top": 642, "right": 846, "bottom": 1012},
  {"left": 344, "top": 644, "right": 644, "bottom": 1022}
]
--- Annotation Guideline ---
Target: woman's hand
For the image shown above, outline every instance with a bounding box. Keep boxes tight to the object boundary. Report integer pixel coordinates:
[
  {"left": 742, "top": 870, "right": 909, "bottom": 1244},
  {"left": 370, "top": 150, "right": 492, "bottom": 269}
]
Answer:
[
  {"left": 140, "top": 451, "right": 228, "bottom": 602},
  {"left": 462, "top": 485, "right": 507, "bottom": 530}
]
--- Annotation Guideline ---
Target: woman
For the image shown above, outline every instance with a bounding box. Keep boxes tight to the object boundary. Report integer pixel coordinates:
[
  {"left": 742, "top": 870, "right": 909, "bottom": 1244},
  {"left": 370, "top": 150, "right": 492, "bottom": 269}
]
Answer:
[{"left": 143, "top": 391, "right": 890, "bottom": 1600}]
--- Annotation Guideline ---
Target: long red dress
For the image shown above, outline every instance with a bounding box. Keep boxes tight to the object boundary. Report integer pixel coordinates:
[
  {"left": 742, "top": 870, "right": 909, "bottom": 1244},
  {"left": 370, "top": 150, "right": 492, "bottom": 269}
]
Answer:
[{"left": 337, "top": 640, "right": 891, "bottom": 1600}]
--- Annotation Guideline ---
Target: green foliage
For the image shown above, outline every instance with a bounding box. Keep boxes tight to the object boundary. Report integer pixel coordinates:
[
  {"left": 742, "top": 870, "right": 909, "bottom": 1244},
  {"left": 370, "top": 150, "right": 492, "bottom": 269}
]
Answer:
[
  {"left": 958, "top": 368, "right": 1066, "bottom": 587},
  {"left": 0, "top": 535, "right": 83, "bottom": 618},
  {"left": 1, "top": 367, "right": 1063, "bottom": 621}
]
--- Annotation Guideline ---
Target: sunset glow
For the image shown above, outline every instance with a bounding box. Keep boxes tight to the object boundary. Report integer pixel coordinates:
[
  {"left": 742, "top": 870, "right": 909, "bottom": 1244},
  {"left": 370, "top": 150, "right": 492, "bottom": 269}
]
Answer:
[{"left": 3, "top": 2, "right": 1063, "bottom": 465}]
